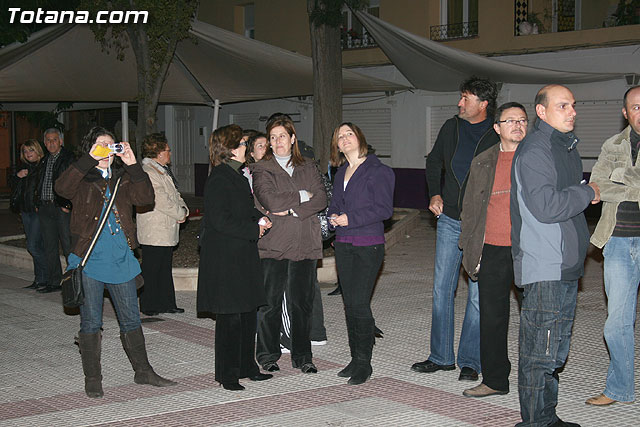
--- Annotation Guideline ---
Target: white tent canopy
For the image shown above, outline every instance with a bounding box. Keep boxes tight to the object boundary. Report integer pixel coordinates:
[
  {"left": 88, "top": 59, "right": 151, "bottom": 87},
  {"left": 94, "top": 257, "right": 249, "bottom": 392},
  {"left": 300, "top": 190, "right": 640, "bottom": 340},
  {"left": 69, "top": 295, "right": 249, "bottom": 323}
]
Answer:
[
  {"left": 354, "top": 10, "right": 628, "bottom": 92},
  {"left": 0, "top": 19, "right": 406, "bottom": 104}
]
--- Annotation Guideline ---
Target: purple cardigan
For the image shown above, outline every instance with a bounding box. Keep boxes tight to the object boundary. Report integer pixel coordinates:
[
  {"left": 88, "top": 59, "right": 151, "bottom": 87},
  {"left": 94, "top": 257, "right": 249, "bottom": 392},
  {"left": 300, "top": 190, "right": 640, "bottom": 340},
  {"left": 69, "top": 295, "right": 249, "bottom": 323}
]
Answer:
[{"left": 328, "top": 154, "right": 395, "bottom": 245}]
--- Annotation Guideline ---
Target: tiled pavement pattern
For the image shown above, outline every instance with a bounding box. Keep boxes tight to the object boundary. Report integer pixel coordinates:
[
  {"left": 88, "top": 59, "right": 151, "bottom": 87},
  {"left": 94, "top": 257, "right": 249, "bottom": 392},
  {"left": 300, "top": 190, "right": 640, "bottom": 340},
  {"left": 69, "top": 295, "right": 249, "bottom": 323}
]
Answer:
[{"left": 1, "top": 212, "right": 638, "bottom": 426}]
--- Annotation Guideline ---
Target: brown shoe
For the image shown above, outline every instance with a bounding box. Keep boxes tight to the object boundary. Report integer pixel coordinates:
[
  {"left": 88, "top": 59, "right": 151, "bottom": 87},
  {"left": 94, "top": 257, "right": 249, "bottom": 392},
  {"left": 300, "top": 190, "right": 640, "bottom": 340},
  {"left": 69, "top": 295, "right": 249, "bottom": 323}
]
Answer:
[
  {"left": 585, "top": 393, "right": 617, "bottom": 406},
  {"left": 463, "top": 383, "right": 508, "bottom": 398}
]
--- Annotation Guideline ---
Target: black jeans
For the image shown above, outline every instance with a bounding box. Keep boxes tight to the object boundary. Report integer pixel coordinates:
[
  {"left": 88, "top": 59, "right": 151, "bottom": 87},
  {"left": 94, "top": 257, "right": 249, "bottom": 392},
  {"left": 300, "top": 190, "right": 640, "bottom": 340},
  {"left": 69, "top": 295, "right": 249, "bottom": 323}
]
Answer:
[
  {"left": 477, "top": 244, "right": 514, "bottom": 392},
  {"left": 257, "top": 258, "right": 316, "bottom": 367},
  {"left": 334, "top": 242, "right": 385, "bottom": 321},
  {"left": 139, "top": 245, "right": 178, "bottom": 313},
  {"left": 215, "top": 311, "right": 260, "bottom": 384},
  {"left": 38, "top": 202, "right": 71, "bottom": 286}
]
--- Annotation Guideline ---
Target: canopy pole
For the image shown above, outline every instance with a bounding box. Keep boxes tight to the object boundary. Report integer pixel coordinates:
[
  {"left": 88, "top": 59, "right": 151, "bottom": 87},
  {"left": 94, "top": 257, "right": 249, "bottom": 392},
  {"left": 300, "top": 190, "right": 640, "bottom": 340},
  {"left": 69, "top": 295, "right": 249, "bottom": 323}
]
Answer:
[
  {"left": 212, "top": 99, "right": 220, "bottom": 131},
  {"left": 121, "top": 102, "right": 129, "bottom": 142}
]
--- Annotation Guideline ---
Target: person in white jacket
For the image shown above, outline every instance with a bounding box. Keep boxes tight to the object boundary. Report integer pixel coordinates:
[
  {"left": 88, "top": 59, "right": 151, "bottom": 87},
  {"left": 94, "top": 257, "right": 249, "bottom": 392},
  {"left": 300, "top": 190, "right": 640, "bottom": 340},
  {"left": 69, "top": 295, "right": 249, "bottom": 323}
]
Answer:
[{"left": 137, "top": 133, "right": 189, "bottom": 316}]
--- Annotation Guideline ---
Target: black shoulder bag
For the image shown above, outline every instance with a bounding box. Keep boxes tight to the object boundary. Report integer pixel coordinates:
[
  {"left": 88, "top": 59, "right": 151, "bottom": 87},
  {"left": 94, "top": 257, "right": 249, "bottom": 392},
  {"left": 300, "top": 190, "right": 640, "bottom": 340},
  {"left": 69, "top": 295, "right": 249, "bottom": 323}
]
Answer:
[{"left": 61, "top": 177, "right": 122, "bottom": 308}]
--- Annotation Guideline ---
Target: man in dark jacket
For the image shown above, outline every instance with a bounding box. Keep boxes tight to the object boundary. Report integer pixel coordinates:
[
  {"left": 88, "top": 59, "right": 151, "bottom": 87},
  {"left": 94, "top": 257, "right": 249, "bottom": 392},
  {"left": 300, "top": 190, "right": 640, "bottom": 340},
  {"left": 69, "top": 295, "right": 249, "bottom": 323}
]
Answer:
[
  {"left": 459, "top": 102, "right": 528, "bottom": 398},
  {"left": 511, "top": 85, "right": 600, "bottom": 427},
  {"left": 412, "top": 76, "right": 499, "bottom": 382},
  {"left": 37, "top": 128, "right": 75, "bottom": 293}
]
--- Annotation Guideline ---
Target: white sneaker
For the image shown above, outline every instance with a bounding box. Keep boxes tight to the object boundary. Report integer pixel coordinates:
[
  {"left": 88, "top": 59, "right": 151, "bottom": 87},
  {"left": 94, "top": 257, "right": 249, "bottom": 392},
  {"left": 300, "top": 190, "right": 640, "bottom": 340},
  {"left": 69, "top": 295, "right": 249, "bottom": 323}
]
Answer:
[
  {"left": 311, "top": 340, "right": 327, "bottom": 346},
  {"left": 280, "top": 344, "right": 290, "bottom": 354}
]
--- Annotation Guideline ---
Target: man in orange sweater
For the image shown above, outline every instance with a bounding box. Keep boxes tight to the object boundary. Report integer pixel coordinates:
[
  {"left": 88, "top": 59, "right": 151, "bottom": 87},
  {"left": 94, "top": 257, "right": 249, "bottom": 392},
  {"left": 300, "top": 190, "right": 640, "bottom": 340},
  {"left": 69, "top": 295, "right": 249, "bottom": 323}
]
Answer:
[{"left": 458, "top": 102, "right": 528, "bottom": 397}]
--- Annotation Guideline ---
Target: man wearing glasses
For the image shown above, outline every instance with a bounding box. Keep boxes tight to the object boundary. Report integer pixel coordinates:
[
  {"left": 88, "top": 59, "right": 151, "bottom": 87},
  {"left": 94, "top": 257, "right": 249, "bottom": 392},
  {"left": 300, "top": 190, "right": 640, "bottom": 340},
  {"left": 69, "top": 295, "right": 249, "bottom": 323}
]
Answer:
[{"left": 458, "top": 102, "right": 528, "bottom": 398}]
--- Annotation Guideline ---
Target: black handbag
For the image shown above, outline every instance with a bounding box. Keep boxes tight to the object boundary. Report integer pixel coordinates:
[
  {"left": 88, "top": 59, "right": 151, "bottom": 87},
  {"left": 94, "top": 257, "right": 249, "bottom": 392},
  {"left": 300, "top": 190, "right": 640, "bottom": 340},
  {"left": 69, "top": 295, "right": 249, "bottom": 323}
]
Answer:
[
  {"left": 317, "top": 169, "right": 335, "bottom": 241},
  {"left": 61, "top": 177, "right": 121, "bottom": 308}
]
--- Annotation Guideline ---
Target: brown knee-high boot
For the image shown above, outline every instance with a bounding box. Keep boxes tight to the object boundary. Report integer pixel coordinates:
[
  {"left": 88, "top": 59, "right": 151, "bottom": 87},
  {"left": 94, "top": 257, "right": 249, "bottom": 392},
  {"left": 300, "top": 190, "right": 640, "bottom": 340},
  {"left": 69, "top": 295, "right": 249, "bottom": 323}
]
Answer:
[
  {"left": 78, "top": 331, "right": 104, "bottom": 398},
  {"left": 120, "top": 327, "right": 177, "bottom": 387}
]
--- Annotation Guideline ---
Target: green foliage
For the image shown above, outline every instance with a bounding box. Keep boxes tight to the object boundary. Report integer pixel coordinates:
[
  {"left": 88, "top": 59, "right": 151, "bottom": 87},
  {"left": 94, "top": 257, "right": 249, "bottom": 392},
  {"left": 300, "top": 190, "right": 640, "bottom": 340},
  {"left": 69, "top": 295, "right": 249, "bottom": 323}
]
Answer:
[
  {"left": 614, "top": 0, "right": 640, "bottom": 26},
  {"left": 17, "top": 102, "right": 73, "bottom": 133},
  {"left": 0, "top": 0, "right": 81, "bottom": 47},
  {"left": 308, "top": 0, "right": 368, "bottom": 27},
  {"left": 79, "top": 0, "right": 198, "bottom": 80}
]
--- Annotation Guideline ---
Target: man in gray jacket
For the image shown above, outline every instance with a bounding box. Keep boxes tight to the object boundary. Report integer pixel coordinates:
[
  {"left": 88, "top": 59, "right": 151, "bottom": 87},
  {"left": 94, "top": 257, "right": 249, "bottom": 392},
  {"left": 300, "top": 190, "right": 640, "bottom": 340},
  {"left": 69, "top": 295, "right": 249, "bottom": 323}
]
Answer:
[
  {"left": 511, "top": 85, "right": 600, "bottom": 427},
  {"left": 586, "top": 85, "right": 640, "bottom": 406}
]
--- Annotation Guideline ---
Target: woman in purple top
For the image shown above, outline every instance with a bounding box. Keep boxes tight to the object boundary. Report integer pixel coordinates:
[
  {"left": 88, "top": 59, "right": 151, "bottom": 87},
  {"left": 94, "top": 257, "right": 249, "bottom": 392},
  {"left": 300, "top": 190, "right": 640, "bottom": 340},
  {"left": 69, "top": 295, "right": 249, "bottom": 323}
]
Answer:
[{"left": 328, "top": 122, "right": 395, "bottom": 385}]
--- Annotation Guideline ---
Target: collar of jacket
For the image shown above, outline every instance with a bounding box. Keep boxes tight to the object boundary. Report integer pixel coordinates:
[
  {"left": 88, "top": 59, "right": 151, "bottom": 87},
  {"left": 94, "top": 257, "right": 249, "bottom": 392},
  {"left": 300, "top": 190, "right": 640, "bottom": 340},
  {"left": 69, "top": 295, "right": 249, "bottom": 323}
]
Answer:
[
  {"left": 534, "top": 118, "right": 579, "bottom": 151},
  {"left": 611, "top": 125, "right": 632, "bottom": 146},
  {"left": 84, "top": 162, "right": 125, "bottom": 183},
  {"left": 142, "top": 157, "right": 167, "bottom": 175}
]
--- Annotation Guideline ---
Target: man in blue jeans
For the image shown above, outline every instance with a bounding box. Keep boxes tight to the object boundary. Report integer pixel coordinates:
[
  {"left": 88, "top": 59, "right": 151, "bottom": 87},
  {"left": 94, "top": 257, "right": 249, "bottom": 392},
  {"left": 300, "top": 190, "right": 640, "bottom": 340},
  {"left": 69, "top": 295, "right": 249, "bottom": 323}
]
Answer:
[
  {"left": 413, "top": 76, "right": 499, "bottom": 381},
  {"left": 586, "top": 85, "right": 640, "bottom": 407},
  {"left": 511, "top": 85, "right": 600, "bottom": 427}
]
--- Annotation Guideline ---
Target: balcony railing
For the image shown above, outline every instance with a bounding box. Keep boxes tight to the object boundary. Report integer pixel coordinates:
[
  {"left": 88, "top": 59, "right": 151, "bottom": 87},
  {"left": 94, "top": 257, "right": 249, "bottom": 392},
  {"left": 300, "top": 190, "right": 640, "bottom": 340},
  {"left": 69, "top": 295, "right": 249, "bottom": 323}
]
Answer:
[
  {"left": 341, "top": 31, "right": 378, "bottom": 50},
  {"left": 430, "top": 21, "right": 478, "bottom": 41}
]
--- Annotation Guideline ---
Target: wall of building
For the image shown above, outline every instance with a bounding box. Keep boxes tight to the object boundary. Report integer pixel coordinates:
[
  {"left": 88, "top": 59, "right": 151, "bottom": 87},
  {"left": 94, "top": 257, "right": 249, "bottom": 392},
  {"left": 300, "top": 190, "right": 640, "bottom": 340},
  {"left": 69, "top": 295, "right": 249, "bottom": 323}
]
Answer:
[{"left": 198, "top": 1, "right": 640, "bottom": 67}]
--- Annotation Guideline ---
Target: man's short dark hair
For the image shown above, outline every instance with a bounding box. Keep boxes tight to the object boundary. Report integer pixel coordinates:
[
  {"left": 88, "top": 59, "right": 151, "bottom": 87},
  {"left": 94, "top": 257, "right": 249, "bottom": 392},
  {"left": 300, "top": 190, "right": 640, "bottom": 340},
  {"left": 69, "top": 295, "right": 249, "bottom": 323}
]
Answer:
[
  {"left": 460, "top": 76, "right": 498, "bottom": 117},
  {"left": 623, "top": 85, "right": 640, "bottom": 109},
  {"left": 534, "top": 88, "right": 548, "bottom": 108},
  {"left": 494, "top": 102, "right": 528, "bottom": 123}
]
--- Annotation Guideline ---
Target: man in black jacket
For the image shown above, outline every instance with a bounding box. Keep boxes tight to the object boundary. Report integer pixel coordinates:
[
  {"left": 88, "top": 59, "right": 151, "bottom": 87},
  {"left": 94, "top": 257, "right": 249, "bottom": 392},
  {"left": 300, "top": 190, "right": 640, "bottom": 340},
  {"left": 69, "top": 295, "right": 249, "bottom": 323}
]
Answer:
[
  {"left": 37, "top": 128, "right": 74, "bottom": 293},
  {"left": 412, "top": 77, "right": 499, "bottom": 382}
]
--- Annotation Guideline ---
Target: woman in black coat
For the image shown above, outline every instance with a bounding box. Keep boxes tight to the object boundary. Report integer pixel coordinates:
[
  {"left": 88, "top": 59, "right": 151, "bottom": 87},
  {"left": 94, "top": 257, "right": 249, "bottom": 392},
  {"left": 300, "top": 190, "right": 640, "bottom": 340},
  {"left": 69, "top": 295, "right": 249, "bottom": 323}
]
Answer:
[
  {"left": 11, "top": 139, "right": 47, "bottom": 290},
  {"left": 197, "top": 124, "right": 273, "bottom": 391}
]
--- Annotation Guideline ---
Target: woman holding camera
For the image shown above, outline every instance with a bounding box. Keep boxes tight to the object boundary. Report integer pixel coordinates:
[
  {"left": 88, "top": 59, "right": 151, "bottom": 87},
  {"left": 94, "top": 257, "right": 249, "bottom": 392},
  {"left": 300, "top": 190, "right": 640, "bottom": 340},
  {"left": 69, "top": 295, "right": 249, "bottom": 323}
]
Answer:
[
  {"left": 252, "top": 115, "right": 327, "bottom": 374},
  {"left": 197, "top": 124, "right": 273, "bottom": 391},
  {"left": 56, "top": 127, "right": 176, "bottom": 398},
  {"left": 328, "top": 122, "right": 394, "bottom": 385}
]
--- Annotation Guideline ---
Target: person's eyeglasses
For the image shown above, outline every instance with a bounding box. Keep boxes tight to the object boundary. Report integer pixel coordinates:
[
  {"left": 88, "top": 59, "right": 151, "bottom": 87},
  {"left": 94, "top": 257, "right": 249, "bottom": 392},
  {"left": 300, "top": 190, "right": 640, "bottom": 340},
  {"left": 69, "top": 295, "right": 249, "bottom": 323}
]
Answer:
[
  {"left": 497, "top": 119, "right": 528, "bottom": 126},
  {"left": 238, "top": 141, "right": 247, "bottom": 147}
]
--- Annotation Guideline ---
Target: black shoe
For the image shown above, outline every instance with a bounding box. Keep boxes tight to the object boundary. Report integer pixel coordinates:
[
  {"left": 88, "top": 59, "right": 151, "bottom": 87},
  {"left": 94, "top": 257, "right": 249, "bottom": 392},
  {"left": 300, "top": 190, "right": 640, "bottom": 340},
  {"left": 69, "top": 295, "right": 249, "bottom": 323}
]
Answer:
[
  {"left": 262, "top": 361, "right": 280, "bottom": 372},
  {"left": 459, "top": 367, "right": 479, "bottom": 381},
  {"left": 142, "top": 311, "right": 159, "bottom": 316},
  {"left": 411, "top": 360, "right": 455, "bottom": 373},
  {"left": 300, "top": 362, "right": 318, "bottom": 374},
  {"left": 328, "top": 284, "right": 342, "bottom": 296},
  {"left": 165, "top": 308, "right": 185, "bottom": 314},
  {"left": 222, "top": 382, "right": 245, "bottom": 391},
  {"left": 37, "top": 285, "right": 61, "bottom": 293},
  {"left": 24, "top": 281, "right": 39, "bottom": 289},
  {"left": 249, "top": 373, "right": 273, "bottom": 381},
  {"left": 548, "top": 419, "right": 581, "bottom": 427}
]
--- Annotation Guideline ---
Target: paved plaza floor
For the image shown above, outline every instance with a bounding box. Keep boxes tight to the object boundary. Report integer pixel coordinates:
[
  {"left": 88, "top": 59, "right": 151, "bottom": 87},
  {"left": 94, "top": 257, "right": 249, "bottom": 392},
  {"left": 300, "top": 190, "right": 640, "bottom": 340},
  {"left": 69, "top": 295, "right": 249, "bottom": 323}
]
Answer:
[{"left": 1, "top": 212, "right": 638, "bottom": 426}]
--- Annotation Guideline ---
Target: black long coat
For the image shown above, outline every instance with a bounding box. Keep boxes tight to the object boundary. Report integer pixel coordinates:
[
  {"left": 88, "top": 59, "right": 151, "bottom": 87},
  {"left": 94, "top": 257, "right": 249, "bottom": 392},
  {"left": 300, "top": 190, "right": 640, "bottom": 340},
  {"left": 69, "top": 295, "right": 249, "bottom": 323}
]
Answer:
[{"left": 196, "top": 163, "right": 267, "bottom": 314}]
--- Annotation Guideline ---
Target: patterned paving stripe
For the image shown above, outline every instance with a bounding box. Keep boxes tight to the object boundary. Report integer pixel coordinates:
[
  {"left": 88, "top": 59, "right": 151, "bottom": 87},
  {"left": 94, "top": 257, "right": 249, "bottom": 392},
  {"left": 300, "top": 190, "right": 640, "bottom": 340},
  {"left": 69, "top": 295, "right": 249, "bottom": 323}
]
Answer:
[
  {"left": 0, "top": 358, "right": 341, "bottom": 421},
  {"left": 90, "top": 377, "right": 521, "bottom": 426}
]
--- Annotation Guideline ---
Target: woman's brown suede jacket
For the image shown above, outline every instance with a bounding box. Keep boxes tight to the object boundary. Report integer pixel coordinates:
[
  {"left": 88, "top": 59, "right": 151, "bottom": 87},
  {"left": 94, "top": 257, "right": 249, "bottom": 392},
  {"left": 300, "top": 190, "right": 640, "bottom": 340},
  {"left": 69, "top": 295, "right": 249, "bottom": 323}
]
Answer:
[{"left": 55, "top": 154, "right": 154, "bottom": 257}]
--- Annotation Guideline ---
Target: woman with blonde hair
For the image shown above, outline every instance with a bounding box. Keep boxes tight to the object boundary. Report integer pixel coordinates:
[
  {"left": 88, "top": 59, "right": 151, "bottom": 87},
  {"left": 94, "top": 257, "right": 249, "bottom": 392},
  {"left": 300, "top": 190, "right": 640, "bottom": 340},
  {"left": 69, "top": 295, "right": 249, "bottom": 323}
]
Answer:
[{"left": 11, "top": 139, "right": 47, "bottom": 290}]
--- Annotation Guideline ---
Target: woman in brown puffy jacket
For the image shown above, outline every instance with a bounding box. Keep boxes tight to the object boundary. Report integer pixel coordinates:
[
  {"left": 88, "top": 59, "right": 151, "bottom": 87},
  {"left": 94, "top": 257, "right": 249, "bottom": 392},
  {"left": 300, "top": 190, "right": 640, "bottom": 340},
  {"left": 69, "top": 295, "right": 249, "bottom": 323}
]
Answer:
[{"left": 252, "top": 115, "right": 327, "bottom": 374}]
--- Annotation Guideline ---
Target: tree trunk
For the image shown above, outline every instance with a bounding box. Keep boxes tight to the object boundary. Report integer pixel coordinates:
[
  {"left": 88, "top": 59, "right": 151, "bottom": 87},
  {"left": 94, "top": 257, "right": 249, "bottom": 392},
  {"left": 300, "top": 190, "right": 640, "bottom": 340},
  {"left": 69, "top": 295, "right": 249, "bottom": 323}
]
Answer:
[
  {"left": 127, "top": 24, "right": 177, "bottom": 156},
  {"left": 308, "top": 5, "right": 342, "bottom": 173}
]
